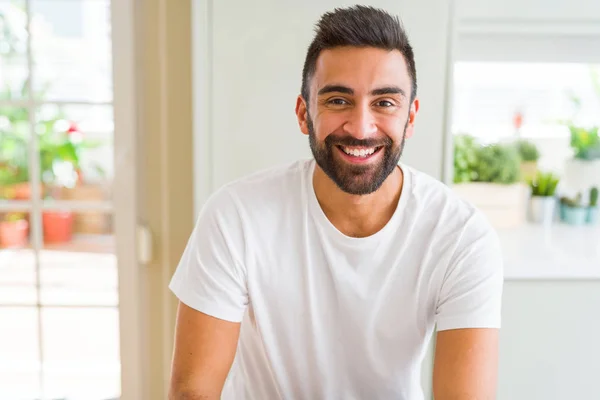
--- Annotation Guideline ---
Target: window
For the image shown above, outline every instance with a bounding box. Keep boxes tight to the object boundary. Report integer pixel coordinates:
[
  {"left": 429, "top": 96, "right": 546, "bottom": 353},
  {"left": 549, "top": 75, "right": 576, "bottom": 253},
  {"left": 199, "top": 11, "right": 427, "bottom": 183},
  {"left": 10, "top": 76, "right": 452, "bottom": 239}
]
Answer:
[
  {"left": 452, "top": 62, "right": 600, "bottom": 172},
  {"left": 0, "top": 1, "right": 119, "bottom": 398}
]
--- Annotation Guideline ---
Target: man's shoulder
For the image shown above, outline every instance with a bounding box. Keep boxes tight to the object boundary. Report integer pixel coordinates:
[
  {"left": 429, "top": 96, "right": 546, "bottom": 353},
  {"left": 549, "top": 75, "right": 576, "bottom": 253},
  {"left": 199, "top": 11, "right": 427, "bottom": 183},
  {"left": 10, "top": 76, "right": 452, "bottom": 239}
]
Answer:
[
  {"left": 223, "top": 158, "right": 310, "bottom": 198},
  {"left": 406, "top": 165, "right": 477, "bottom": 212},
  {"left": 404, "top": 165, "right": 491, "bottom": 234},
  {"left": 202, "top": 159, "right": 311, "bottom": 217}
]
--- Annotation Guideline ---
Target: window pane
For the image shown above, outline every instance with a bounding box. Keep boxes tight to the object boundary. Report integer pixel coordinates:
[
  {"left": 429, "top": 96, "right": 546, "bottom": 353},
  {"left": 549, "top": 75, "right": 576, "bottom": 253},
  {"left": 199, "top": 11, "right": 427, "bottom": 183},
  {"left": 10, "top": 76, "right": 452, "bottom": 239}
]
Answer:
[
  {"left": 0, "top": 307, "right": 41, "bottom": 399},
  {"left": 42, "top": 307, "right": 120, "bottom": 399},
  {"left": 35, "top": 104, "right": 114, "bottom": 199},
  {"left": 452, "top": 62, "right": 600, "bottom": 173},
  {"left": 0, "top": 248, "right": 36, "bottom": 304},
  {"left": 40, "top": 211, "right": 116, "bottom": 306},
  {"left": 0, "top": 106, "right": 31, "bottom": 200},
  {"left": 0, "top": 1, "right": 29, "bottom": 101},
  {"left": 31, "top": 0, "right": 112, "bottom": 102},
  {"left": 452, "top": 62, "right": 600, "bottom": 141}
]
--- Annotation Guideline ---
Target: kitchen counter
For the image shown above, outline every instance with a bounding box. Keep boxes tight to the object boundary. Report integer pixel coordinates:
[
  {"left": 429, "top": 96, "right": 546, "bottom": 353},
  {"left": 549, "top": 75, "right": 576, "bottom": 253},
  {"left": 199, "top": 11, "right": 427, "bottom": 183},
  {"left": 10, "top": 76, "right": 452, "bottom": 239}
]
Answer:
[{"left": 497, "top": 223, "right": 600, "bottom": 280}]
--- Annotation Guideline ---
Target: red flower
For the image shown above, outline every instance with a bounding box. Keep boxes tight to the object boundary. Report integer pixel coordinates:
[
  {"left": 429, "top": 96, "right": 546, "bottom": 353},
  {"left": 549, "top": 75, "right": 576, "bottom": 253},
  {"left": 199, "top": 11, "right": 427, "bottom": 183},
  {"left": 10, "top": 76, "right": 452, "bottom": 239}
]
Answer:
[
  {"left": 513, "top": 111, "right": 523, "bottom": 130},
  {"left": 66, "top": 122, "right": 79, "bottom": 135}
]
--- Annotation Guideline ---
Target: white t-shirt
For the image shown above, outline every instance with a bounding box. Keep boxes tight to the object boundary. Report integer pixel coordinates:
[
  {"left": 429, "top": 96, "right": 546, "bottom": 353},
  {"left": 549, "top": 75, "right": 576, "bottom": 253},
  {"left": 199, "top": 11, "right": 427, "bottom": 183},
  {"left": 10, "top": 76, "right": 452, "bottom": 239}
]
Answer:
[{"left": 169, "top": 159, "right": 503, "bottom": 400}]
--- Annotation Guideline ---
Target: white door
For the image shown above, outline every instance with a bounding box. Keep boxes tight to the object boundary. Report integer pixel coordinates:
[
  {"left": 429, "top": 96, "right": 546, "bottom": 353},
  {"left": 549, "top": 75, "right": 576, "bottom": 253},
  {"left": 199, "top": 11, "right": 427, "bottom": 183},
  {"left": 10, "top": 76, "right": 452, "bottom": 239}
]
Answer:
[{"left": 0, "top": 0, "right": 138, "bottom": 398}]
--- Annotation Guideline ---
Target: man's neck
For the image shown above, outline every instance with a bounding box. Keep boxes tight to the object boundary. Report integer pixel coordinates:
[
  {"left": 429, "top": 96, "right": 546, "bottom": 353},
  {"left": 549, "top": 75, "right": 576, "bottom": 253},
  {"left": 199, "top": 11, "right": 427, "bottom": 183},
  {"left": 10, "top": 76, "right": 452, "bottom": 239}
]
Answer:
[{"left": 312, "top": 165, "right": 404, "bottom": 238}]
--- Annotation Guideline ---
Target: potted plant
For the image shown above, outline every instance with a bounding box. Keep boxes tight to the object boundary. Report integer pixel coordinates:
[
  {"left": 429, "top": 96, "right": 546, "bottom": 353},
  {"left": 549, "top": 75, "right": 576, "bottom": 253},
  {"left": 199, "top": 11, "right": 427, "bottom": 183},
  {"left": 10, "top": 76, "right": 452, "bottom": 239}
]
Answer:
[
  {"left": 527, "top": 171, "right": 560, "bottom": 225},
  {"left": 560, "top": 193, "right": 587, "bottom": 226},
  {"left": 39, "top": 121, "right": 104, "bottom": 243},
  {"left": 453, "top": 138, "right": 527, "bottom": 228},
  {"left": 587, "top": 187, "right": 599, "bottom": 224},
  {"left": 0, "top": 81, "right": 65, "bottom": 199},
  {"left": 453, "top": 134, "right": 480, "bottom": 184},
  {"left": 563, "top": 126, "right": 600, "bottom": 193},
  {"left": 0, "top": 105, "right": 32, "bottom": 199},
  {"left": 515, "top": 139, "right": 540, "bottom": 182},
  {"left": 561, "top": 81, "right": 600, "bottom": 192},
  {"left": 0, "top": 212, "right": 29, "bottom": 248}
]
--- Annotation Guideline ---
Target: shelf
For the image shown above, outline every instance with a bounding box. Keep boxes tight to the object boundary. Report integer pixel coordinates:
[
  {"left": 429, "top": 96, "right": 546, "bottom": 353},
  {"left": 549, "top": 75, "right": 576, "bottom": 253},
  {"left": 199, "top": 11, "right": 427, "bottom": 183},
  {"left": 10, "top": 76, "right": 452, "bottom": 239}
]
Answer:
[{"left": 497, "top": 223, "right": 600, "bottom": 280}]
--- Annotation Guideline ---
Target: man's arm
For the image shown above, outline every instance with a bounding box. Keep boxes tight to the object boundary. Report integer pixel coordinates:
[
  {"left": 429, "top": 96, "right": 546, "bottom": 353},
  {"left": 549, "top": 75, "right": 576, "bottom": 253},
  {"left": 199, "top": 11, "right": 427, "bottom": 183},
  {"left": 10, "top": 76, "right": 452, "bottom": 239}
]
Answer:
[
  {"left": 169, "top": 301, "right": 241, "bottom": 400},
  {"left": 433, "top": 328, "right": 499, "bottom": 400}
]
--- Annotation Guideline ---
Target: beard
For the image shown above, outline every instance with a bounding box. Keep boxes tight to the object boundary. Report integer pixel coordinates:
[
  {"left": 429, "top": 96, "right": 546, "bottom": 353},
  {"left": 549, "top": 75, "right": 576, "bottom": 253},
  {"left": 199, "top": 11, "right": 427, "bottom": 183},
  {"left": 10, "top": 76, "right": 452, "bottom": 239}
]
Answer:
[{"left": 308, "top": 114, "right": 408, "bottom": 195}]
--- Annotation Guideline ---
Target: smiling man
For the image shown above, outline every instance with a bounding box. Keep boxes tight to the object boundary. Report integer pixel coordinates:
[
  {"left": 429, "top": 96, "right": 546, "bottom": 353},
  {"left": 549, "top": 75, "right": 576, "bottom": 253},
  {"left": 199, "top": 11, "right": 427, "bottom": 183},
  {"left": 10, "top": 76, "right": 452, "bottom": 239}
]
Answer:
[{"left": 168, "top": 5, "right": 503, "bottom": 400}]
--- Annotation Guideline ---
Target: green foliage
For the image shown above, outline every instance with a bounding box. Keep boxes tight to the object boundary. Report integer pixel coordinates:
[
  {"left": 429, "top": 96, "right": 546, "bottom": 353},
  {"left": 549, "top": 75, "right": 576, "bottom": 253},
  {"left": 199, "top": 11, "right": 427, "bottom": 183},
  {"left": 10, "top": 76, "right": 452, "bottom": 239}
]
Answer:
[
  {"left": 590, "top": 187, "right": 599, "bottom": 207},
  {"left": 476, "top": 143, "right": 521, "bottom": 184},
  {"left": 569, "top": 126, "right": 600, "bottom": 160},
  {"left": 515, "top": 139, "right": 540, "bottom": 162},
  {"left": 528, "top": 171, "right": 560, "bottom": 197},
  {"left": 0, "top": 104, "right": 67, "bottom": 187},
  {"left": 558, "top": 67, "right": 600, "bottom": 161},
  {"left": 453, "top": 134, "right": 480, "bottom": 183},
  {"left": 0, "top": 5, "right": 104, "bottom": 191},
  {"left": 453, "top": 135, "right": 522, "bottom": 185},
  {"left": 0, "top": 101, "right": 103, "bottom": 189},
  {"left": 0, "top": 105, "right": 34, "bottom": 186},
  {"left": 560, "top": 193, "right": 583, "bottom": 208}
]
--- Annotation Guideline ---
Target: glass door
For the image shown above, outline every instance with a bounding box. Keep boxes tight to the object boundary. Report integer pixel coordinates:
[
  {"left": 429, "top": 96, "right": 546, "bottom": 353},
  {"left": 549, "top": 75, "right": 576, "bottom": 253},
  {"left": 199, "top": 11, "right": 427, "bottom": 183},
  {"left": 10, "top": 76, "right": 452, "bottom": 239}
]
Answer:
[{"left": 0, "top": 1, "right": 123, "bottom": 398}]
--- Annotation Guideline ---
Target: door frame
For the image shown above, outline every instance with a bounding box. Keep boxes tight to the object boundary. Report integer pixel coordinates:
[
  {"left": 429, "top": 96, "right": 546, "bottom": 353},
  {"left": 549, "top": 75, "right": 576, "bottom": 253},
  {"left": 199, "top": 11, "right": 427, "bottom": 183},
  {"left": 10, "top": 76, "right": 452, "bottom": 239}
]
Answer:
[
  {"left": 111, "top": 0, "right": 146, "bottom": 398},
  {"left": 111, "top": 0, "right": 195, "bottom": 398}
]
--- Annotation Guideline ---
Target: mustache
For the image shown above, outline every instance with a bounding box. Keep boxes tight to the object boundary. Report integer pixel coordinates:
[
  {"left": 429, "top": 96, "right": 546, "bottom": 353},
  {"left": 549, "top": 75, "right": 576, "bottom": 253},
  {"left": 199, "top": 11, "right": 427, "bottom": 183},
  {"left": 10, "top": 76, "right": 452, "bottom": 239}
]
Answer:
[{"left": 324, "top": 134, "right": 393, "bottom": 148}]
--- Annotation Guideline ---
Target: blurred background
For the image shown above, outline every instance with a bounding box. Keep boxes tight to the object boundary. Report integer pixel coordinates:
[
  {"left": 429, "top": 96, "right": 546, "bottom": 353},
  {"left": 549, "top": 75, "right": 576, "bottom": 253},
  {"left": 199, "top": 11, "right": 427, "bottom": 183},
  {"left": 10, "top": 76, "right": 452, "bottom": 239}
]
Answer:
[{"left": 0, "top": 0, "right": 598, "bottom": 399}]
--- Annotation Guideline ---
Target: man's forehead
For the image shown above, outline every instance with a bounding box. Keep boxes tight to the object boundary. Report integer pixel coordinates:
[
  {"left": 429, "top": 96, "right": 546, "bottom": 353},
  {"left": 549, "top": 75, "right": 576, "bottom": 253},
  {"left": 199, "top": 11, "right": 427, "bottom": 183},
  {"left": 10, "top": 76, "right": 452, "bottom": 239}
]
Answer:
[{"left": 312, "top": 47, "right": 410, "bottom": 94}]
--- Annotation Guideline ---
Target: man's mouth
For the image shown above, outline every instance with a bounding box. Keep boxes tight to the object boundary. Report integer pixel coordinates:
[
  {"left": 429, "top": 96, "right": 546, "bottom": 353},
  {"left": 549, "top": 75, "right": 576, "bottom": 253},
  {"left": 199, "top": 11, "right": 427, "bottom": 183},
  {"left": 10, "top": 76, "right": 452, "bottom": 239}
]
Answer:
[{"left": 337, "top": 145, "right": 383, "bottom": 159}]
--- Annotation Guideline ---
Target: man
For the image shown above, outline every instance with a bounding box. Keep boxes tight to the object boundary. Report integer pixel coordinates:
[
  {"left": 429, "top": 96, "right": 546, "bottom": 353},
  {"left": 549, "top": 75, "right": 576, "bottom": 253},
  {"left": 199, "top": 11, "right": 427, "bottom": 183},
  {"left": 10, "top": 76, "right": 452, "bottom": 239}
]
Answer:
[{"left": 169, "top": 5, "right": 503, "bottom": 400}]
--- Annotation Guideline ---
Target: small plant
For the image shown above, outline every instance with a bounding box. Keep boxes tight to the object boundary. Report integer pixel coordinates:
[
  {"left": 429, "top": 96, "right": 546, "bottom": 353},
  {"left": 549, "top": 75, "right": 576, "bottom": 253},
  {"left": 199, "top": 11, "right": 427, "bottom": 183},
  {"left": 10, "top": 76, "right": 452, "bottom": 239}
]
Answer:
[
  {"left": 516, "top": 140, "right": 540, "bottom": 162},
  {"left": 560, "top": 193, "right": 584, "bottom": 208},
  {"left": 590, "top": 187, "right": 598, "bottom": 207},
  {"left": 528, "top": 171, "right": 560, "bottom": 197},
  {"left": 476, "top": 143, "right": 521, "bottom": 184},
  {"left": 453, "top": 134, "right": 480, "bottom": 183},
  {"left": 570, "top": 126, "right": 600, "bottom": 160}
]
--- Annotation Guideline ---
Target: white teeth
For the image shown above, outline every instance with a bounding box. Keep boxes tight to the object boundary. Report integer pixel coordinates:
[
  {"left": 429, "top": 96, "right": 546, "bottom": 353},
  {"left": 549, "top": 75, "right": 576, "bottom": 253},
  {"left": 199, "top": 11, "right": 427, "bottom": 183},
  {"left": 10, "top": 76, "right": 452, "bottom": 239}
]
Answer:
[{"left": 342, "top": 146, "right": 376, "bottom": 157}]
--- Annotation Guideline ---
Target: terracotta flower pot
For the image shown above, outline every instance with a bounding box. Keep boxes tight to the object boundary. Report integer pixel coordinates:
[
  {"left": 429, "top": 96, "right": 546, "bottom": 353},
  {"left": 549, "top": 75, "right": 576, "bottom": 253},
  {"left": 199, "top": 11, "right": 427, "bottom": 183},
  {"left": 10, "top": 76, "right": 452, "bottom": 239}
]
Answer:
[
  {"left": 0, "top": 219, "right": 29, "bottom": 248},
  {"left": 0, "top": 182, "right": 46, "bottom": 200},
  {"left": 42, "top": 211, "right": 74, "bottom": 244},
  {"left": 13, "top": 182, "right": 33, "bottom": 200}
]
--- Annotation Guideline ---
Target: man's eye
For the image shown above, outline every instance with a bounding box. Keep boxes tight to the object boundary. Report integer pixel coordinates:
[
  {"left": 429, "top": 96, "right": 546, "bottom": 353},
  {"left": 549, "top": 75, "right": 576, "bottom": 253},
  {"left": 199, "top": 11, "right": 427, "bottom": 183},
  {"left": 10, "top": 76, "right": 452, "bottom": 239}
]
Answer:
[
  {"left": 328, "top": 98, "right": 348, "bottom": 106},
  {"left": 377, "top": 100, "right": 394, "bottom": 107}
]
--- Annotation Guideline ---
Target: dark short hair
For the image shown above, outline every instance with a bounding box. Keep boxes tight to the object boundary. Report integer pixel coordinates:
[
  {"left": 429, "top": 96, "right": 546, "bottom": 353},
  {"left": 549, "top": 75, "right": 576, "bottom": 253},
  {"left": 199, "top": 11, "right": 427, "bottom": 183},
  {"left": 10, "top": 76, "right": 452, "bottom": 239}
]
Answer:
[{"left": 301, "top": 5, "right": 417, "bottom": 104}]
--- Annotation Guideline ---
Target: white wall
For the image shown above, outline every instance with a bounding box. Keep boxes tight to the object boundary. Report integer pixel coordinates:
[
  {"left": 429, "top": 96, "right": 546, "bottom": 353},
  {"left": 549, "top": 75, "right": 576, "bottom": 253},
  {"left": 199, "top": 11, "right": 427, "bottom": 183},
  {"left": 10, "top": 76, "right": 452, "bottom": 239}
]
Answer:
[
  {"left": 193, "top": 1, "right": 455, "bottom": 398},
  {"left": 455, "top": 0, "right": 600, "bottom": 63},
  {"left": 454, "top": 1, "right": 600, "bottom": 399},
  {"left": 500, "top": 282, "right": 600, "bottom": 399},
  {"left": 456, "top": 0, "right": 600, "bottom": 21}
]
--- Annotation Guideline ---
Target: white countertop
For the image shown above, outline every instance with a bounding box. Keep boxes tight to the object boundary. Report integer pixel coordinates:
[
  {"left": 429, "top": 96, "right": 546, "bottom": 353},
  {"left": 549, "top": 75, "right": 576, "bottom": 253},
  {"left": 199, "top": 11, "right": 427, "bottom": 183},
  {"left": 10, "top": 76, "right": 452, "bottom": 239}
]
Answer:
[{"left": 497, "top": 223, "right": 600, "bottom": 280}]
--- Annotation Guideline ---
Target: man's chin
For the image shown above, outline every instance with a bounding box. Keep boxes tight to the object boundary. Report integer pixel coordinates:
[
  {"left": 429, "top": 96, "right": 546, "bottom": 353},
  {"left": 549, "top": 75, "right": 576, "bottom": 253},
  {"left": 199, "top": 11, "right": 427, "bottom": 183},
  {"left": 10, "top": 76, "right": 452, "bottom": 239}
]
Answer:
[
  {"left": 331, "top": 170, "right": 384, "bottom": 195},
  {"left": 331, "top": 157, "right": 380, "bottom": 172}
]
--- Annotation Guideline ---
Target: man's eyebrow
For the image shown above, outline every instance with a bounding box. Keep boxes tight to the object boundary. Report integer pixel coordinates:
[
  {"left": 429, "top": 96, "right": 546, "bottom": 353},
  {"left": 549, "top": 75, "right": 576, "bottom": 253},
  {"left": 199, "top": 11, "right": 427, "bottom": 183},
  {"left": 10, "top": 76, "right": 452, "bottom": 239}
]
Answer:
[
  {"left": 317, "top": 85, "right": 407, "bottom": 98},
  {"left": 317, "top": 85, "right": 354, "bottom": 96},
  {"left": 370, "top": 86, "right": 406, "bottom": 98}
]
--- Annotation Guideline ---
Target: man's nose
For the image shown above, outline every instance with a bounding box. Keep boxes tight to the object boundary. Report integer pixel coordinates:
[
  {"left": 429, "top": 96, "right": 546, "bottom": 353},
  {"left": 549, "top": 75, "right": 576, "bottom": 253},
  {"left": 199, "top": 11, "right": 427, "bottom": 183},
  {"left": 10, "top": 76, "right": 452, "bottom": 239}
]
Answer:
[{"left": 343, "top": 105, "right": 377, "bottom": 139}]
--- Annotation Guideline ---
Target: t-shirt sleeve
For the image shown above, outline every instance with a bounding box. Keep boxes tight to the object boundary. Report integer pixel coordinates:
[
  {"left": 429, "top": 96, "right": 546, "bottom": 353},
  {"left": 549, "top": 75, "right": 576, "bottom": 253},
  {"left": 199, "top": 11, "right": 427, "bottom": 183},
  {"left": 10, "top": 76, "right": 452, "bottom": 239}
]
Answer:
[
  {"left": 435, "top": 211, "right": 504, "bottom": 331},
  {"left": 169, "top": 187, "right": 248, "bottom": 323}
]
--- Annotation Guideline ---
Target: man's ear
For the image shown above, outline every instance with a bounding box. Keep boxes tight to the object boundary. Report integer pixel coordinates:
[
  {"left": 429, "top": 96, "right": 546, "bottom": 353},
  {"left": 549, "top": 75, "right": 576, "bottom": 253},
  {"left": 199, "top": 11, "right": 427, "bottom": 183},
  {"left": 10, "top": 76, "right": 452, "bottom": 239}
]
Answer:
[
  {"left": 295, "top": 95, "right": 309, "bottom": 136},
  {"left": 404, "top": 98, "right": 419, "bottom": 139}
]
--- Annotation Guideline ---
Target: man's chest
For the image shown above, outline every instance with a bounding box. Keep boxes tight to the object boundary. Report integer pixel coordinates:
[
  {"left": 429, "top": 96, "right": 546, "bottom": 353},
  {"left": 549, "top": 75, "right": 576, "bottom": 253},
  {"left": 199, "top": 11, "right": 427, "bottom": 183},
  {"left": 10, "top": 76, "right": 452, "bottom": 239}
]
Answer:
[{"left": 244, "top": 234, "right": 440, "bottom": 349}]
